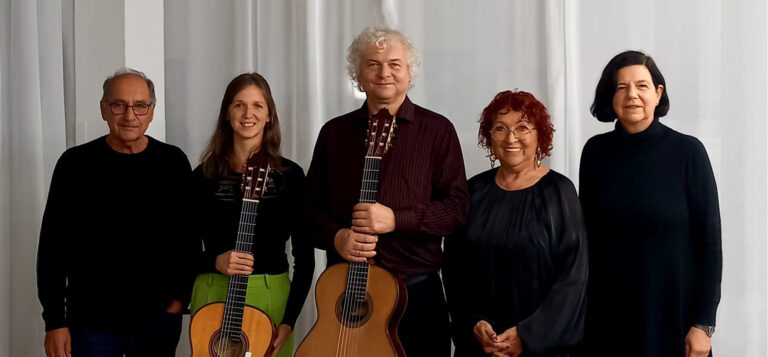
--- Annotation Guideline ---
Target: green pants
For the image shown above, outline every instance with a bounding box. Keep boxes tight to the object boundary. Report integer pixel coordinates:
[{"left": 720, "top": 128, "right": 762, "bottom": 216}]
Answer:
[{"left": 190, "top": 272, "right": 294, "bottom": 357}]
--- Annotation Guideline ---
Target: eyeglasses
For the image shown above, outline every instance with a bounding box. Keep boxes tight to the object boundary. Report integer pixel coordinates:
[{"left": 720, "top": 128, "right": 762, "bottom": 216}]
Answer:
[
  {"left": 490, "top": 124, "right": 535, "bottom": 141},
  {"left": 108, "top": 102, "right": 152, "bottom": 116}
]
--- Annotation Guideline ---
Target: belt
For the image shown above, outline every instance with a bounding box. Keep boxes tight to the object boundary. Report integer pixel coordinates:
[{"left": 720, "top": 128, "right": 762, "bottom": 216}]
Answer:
[{"left": 403, "top": 272, "right": 436, "bottom": 287}]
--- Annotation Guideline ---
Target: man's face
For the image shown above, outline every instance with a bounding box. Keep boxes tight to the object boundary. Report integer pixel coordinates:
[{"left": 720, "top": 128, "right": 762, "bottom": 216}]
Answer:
[
  {"left": 357, "top": 41, "right": 412, "bottom": 104},
  {"left": 100, "top": 75, "right": 154, "bottom": 146}
]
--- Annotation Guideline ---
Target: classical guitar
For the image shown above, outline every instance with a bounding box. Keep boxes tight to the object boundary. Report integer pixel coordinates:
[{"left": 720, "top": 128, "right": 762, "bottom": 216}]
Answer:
[
  {"left": 190, "top": 153, "right": 276, "bottom": 357},
  {"left": 295, "top": 109, "right": 407, "bottom": 357}
]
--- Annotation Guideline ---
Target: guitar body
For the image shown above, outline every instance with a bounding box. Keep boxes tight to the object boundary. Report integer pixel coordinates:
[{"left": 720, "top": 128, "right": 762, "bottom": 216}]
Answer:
[
  {"left": 295, "top": 262, "right": 407, "bottom": 357},
  {"left": 190, "top": 302, "right": 275, "bottom": 357}
]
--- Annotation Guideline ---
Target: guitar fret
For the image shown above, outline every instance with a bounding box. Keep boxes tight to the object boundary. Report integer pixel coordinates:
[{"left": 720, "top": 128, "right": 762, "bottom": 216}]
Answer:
[{"left": 217, "top": 162, "right": 271, "bottom": 337}]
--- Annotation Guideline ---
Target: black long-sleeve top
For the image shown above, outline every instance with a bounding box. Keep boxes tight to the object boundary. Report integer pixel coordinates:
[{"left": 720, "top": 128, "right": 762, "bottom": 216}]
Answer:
[
  {"left": 579, "top": 118, "right": 722, "bottom": 357},
  {"left": 305, "top": 97, "right": 469, "bottom": 277},
  {"left": 190, "top": 158, "right": 314, "bottom": 329},
  {"left": 444, "top": 169, "right": 588, "bottom": 357},
  {"left": 37, "top": 136, "right": 193, "bottom": 331}
]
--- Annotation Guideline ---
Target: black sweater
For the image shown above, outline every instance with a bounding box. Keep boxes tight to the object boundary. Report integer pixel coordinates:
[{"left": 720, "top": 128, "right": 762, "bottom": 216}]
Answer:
[
  {"left": 579, "top": 119, "right": 722, "bottom": 357},
  {"left": 190, "top": 158, "right": 314, "bottom": 329},
  {"left": 37, "top": 136, "right": 193, "bottom": 331}
]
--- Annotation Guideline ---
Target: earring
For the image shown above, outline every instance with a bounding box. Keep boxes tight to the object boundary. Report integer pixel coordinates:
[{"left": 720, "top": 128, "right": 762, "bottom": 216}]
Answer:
[
  {"left": 265, "top": 122, "right": 271, "bottom": 129},
  {"left": 535, "top": 147, "right": 542, "bottom": 168},
  {"left": 488, "top": 151, "right": 497, "bottom": 168}
]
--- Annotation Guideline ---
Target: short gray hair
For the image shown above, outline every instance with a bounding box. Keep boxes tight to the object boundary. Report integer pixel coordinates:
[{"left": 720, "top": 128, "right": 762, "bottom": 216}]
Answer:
[
  {"left": 102, "top": 68, "right": 156, "bottom": 104},
  {"left": 346, "top": 27, "right": 420, "bottom": 92}
]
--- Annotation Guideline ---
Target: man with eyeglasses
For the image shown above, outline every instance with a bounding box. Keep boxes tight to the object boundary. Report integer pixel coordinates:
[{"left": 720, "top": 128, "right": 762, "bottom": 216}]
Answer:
[{"left": 37, "top": 68, "right": 193, "bottom": 357}]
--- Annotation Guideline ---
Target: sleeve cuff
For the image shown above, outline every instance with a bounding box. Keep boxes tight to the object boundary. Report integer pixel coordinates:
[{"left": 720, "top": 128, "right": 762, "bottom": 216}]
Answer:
[
  {"left": 319, "top": 223, "right": 343, "bottom": 251},
  {"left": 43, "top": 317, "right": 67, "bottom": 332},
  {"left": 695, "top": 300, "right": 719, "bottom": 326},
  {"left": 282, "top": 316, "right": 297, "bottom": 330},
  {"left": 393, "top": 208, "right": 417, "bottom": 233}
]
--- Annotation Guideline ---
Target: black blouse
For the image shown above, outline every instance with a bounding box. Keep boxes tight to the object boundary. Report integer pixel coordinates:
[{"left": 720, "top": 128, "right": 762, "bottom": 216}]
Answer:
[
  {"left": 191, "top": 158, "right": 314, "bottom": 329},
  {"left": 444, "top": 169, "right": 588, "bottom": 357}
]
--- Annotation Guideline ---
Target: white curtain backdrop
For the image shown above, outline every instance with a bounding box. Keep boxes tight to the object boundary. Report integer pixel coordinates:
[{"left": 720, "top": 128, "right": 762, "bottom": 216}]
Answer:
[
  {"left": 0, "top": 0, "right": 68, "bottom": 356},
  {"left": 0, "top": 0, "right": 765, "bottom": 356}
]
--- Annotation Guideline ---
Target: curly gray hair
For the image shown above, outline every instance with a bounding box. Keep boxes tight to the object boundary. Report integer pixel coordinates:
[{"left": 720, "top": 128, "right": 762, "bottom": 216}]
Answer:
[
  {"left": 346, "top": 27, "right": 420, "bottom": 92},
  {"left": 102, "top": 67, "right": 156, "bottom": 105}
]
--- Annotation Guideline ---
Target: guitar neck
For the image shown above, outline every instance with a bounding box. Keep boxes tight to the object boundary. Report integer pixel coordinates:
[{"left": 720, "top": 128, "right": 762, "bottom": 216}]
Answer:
[
  {"left": 347, "top": 156, "right": 381, "bottom": 301},
  {"left": 221, "top": 198, "right": 259, "bottom": 339}
]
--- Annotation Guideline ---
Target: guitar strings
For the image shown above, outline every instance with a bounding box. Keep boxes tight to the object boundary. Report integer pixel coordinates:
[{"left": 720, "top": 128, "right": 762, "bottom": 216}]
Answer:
[
  {"left": 338, "top": 157, "right": 370, "bottom": 356},
  {"left": 338, "top": 130, "right": 371, "bottom": 356},
  {"left": 341, "top": 157, "right": 379, "bottom": 355},
  {"left": 354, "top": 156, "right": 378, "bottom": 355},
  {"left": 220, "top": 190, "right": 252, "bottom": 353},
  {"left": 218, "top": 166, "right": 265, "bottom": 355},
  {"left": 337, "top": 117, "right": 391, "bottom": 356}
]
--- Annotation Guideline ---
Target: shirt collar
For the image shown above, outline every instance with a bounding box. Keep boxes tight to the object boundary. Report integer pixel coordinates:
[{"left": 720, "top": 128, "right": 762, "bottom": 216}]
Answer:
[{"left": 357, "top": 96, "right": 416, "bottom": 123}]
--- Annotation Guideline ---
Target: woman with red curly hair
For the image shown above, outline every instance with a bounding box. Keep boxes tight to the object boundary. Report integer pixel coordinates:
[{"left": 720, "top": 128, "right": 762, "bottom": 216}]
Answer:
[{"left": 443, "top": 90, "right": 588, "bottom": 357}]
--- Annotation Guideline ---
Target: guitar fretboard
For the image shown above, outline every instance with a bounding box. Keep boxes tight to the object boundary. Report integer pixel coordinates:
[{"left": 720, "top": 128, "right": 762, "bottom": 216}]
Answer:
[
  {"left": 221, "top": 197, "right": 259, "bottom": 340},
  {"left": 346, "top": 156, "right": 381, "bottom": 302}
]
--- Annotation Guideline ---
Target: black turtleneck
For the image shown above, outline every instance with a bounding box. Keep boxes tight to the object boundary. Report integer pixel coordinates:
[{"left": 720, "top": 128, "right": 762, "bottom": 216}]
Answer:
[{"left": 578, "top": 118, "right": 722, "bottom": 357}]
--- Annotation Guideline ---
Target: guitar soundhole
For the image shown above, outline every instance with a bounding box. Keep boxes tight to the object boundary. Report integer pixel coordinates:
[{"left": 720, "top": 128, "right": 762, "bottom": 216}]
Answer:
[
  {"left": 208, "top": 329, "right": 250, "bottom": 357},
  {"left": 335, "top": 292, "right": 374, "bottom": 328}
]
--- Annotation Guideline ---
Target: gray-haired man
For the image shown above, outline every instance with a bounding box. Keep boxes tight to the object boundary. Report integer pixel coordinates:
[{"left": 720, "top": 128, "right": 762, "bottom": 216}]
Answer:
[{"left": 37, "top": 69, "right": 192, "bottom": 357}]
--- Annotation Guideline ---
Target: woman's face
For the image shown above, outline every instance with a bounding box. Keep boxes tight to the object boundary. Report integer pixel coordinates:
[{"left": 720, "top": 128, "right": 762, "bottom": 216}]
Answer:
[
  {"left": 612, "top": 65, "right": 663, "bottom": 133},
  {"left": 490, "top": 108, "right": 538, "bottom": 171},
  {"left": 228, "top": 85, "right": 270, "bottom": 142}
]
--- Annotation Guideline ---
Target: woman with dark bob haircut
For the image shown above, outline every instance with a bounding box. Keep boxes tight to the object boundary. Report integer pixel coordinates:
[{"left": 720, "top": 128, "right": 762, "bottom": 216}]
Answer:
[
  {"left": 188, "top": 73, "right": 315, "bottom": 357},
  {"left": 444, "top": 90, "right": 588, "bottom": 357},
  {"left": 579, "top": 51, "right": 722, "bottom": 357}
]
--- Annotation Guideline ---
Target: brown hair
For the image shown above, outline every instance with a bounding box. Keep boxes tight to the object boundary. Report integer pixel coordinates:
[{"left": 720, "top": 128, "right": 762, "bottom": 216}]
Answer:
[{"left": 200, "top": 73, "right": 282, "bottom": 178}]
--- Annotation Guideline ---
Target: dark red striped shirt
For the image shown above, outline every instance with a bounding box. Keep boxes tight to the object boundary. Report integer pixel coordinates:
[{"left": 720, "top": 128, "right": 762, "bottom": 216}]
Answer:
[{"left": 306, "top": 96, "right": 469, "bottom": 277}]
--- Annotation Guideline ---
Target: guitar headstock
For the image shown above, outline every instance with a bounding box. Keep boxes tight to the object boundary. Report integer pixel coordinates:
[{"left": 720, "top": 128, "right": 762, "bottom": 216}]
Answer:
[
  {"left": 241, "top": 152, "right": 271, "bottom": 201},
  {"left": 365, "top": 108, "right": 397, "bottom": 157}
]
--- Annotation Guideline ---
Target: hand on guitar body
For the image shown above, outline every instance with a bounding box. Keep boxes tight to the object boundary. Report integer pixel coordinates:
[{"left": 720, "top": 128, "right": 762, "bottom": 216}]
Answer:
[
  {"left": 216, "top": 250, "right": 254, "bottom": 275},
  {"left": 474, "top": 321, "right": 523, "bottom": 357},
  {"left": 268, "top": 324, "right": 292, "bottom": 357}
]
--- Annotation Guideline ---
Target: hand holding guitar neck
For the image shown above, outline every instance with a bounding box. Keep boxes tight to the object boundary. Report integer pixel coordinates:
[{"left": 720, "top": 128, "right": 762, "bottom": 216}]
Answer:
[
  {"left": 351, "top": 202, "right": 395, "bottom": 234},
  {"left": 334, "top": 228, "right": 378, "bottom": 263},
  {"left": 215, "top": 250, "right": 254, "bottom": 276}
]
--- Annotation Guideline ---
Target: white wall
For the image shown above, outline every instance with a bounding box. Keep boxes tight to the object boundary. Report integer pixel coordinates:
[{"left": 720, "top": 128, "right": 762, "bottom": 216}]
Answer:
[{"left": 73, "top": 0, "right": 165, "bottom": 145}]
